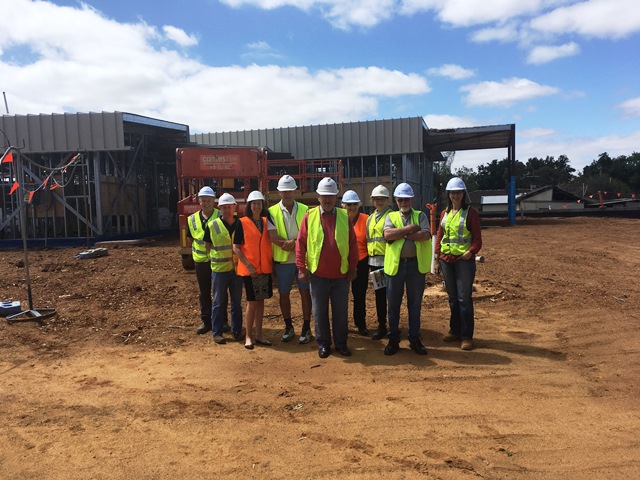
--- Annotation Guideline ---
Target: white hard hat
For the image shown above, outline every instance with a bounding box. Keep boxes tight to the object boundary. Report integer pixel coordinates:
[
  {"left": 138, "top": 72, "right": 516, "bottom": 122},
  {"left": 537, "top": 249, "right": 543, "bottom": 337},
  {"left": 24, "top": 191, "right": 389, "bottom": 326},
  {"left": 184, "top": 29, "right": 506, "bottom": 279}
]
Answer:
[
  {"left": 341, "top": 190, "right": 360, "bottom": 203},
  {"left": 393, "top": 183, "right": 414, "bottom": 198},
  {"left": 316, "top": 177, "right": 339, "bottom": 195},
  {"left": 277, "top": 175, "right": 298, "bottom": 191},
  {"left": 371, "top": 185, "right": 390, "bottom": 198},
  {"left": 247, "top": 190, "right": 265, "bottom": 202},
  {"left": 217, "top": 193, "right": 237, "bottom": 206},
  {"left": 198, "top": 186, "right": 215, "bottom": 198},
  {"left": 446, "top": 177, "right": 467, "bottom": 191}
]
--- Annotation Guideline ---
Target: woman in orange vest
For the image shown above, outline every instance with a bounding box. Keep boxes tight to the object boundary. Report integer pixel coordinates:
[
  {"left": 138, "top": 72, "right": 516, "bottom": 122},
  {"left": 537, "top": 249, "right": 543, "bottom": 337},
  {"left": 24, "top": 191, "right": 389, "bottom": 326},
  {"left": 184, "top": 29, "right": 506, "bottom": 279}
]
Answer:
[
  {"left": 341, "top": 190, "right": 370, "bottom": 336},
  {"left": 233, "top": 191, "right": 275, "bottom": 350}
]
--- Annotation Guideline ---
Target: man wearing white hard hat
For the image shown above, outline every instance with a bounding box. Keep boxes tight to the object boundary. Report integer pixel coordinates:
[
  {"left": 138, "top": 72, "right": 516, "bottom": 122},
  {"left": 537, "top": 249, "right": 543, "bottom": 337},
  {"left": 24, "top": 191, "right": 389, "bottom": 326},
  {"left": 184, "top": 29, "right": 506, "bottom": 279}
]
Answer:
[
  {"left": 203, "top": 192, "right": 244, "bottom": 344},
  {"left": 382, "top": 183, "right": 432, "bottom": 356},
  {"left": 366, "top": 185, "right": 392, "bottom": 340},
  {"left": 296, "top": 177, "right": 358, "bottom": 359},
  {"left": 268, "top": 175, "right": 313, "bottom": 344},
  {"left": 187, "top": 186, "right": 223, "bottom": 335},
  {"left": 434, "top": 177, "right": 482, "bottom": 351},
  {"left": 341, "top": 189, "right": 370, "bottom": 336}
]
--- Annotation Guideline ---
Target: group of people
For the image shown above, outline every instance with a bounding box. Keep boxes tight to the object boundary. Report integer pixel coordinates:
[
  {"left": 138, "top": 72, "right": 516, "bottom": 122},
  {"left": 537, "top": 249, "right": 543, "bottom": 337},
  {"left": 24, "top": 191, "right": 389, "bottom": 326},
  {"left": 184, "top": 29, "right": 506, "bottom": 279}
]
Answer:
[{"left": 187, "top": 174, "right": 482, "bottom": 358}]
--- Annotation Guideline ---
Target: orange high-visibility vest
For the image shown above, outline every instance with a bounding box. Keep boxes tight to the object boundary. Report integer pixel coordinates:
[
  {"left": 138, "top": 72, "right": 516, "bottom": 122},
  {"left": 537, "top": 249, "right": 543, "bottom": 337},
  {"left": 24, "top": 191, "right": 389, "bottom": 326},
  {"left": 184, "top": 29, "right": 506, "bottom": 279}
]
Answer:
[
  {"left": 352, "top": 213, "right": 369, "bottom": 261},
  {"left": 237, "top": 216, "right": 273, "bottom": 276}
]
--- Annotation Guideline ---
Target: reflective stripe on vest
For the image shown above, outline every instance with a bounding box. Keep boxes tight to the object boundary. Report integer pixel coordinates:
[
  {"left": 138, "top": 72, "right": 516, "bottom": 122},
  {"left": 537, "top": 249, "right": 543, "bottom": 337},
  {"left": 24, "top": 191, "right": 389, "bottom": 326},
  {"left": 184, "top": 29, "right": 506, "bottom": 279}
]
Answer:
[
  {"left": 306, "top": 207, "right": 349, "bottom": 275},
  {"left": 383, "top": 210, "right": 432, "bottom": 276},
  {"left": 237, "top": 217, "right": 273, "bottom": 276},
  {"left": 440, "top": 209, "right": 471, "bottom": 255},
  {"left": 209, "top": 218, "right": 235, "bottom": 272},
  {"left": 366, "top": 207, "right": 390, "bottom": 257},
  {"left": 188, "top": 213, "right": 208, "bottom": 263},
  {"left": 268, "top": 202, "right": 308, "bottom": 262}
]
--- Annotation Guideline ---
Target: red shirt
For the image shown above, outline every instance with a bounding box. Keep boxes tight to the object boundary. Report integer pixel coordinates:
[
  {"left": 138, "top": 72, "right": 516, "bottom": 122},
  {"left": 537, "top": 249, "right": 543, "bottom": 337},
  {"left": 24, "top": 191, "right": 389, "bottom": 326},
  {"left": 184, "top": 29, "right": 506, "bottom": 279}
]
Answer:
[
  {"left": 296, "top": 207, "right": 358, "bottom": 279},
  {"left": 435, "top": 207, "right": 482, "bottom": 263}
]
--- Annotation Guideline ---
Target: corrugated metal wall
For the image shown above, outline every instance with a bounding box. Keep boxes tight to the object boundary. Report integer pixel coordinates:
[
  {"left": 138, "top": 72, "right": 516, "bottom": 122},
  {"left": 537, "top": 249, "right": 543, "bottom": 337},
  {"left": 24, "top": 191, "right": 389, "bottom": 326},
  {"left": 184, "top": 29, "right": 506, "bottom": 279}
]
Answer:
[
  {"left": 0, "top": 112, "right": 126, "bottom": 153},
  {"left": 192, "top": 117, "right": 425, "bottom": 159}
]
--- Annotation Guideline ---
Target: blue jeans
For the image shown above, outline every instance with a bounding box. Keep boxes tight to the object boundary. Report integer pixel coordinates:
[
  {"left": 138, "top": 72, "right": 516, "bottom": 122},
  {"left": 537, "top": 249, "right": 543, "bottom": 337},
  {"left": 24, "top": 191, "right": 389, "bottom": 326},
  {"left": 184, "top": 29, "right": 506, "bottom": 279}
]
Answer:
[
  {"left": 439, "top": 258, "right": 476, "bottom": 340},
  {"left": 309, "top": 274, "right": 349, "bottom": 349},
  {"left": 387, "top": 259, "right": 425, "bottom": 342},
  {"left": 211, "top": 270, "right": 243, "bottom": 336}
]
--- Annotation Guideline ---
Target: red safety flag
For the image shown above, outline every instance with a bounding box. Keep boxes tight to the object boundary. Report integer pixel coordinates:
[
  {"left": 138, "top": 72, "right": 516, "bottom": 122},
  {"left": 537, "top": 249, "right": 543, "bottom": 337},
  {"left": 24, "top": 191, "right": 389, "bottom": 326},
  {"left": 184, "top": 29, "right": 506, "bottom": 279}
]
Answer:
[
  {"left": 617, "top": 192, "right": 621, "bottom": 197},
  {"left": 43, "top": 177, "right": 49, "bottom": 186},
  {"left": 9, "top": 181, "right": 19, "bottom": 194},
  {"left": 604, "top": 191, "right": 608, "bottom": 195},
  {"left": 563, "top": 205, "right": 567, "bottom": 209},
  {"left": 577, "top": 199, "right": 581, "bottom": 203},
  {"left": 50, "top": 184, "right": 59, "bottom": 190},
  {"left": 589, "top": 194, "right": 593, "bottom": 198},
  {"left": 28, "top": 191, "right": 35, "bottom": 203},
  {"left": 633, "top": 194, "right": 636, "bottom": 199},
  {"left": 1, "top": 151, "right": 13, "bottom": 163}
]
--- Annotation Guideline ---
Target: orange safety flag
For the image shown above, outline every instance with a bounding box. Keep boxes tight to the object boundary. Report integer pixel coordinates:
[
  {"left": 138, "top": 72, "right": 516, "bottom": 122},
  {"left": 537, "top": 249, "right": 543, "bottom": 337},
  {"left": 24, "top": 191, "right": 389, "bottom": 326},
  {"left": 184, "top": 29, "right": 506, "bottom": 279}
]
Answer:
[
  {"left": 1, "top": 151, "right": 13, "bottom": 163},
  {"left": 617, "top": 192, "right": 621, "bottom": 197},
  {"left": 9, "top": 181, "right": 19, "bottom": 194},
  {"left": 43, "top": 177, "right": 49, "bottom": 186},
  {"left": 50, "top": 184, "right": 59, "bottom": 190},
  {"left": 563, "top": 205, "right": 567, "bottom": 209},
  {"left": 633, "top": 194, "right": 636, "bottom": 199},
  {"left": 577, "top": 199, "right": 581, "bottom": 203},
  {"left": 589, "top": 194, "right": 593, "bottom": 198},
  {"left": 28, "top": 191, "right": 35, "bottom": 203}
]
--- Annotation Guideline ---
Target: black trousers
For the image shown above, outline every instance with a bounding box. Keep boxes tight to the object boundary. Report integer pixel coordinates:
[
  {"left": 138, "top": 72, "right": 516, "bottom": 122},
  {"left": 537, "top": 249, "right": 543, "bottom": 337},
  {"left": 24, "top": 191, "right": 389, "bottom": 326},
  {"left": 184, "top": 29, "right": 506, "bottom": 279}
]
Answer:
[
  {"left": 370, "top": 265, "right": 387, "bottom": 328},
  {"left": 195, "top": 261, "right": 212, "bottom": 324},
  {"left": 351, "top": 257, "right": 370, "bottom": 329}
]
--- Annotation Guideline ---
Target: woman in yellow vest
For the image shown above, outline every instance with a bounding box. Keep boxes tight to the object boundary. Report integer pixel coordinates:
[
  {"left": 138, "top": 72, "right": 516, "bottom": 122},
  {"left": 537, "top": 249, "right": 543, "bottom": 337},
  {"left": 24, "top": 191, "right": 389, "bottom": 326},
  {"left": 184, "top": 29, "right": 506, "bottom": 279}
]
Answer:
[
  {"left": 233, "top": 191, "right": 275, "bottom": 350},
  {"left": 341, "top": 190, "right": 370, "bottom": 336},
  {"left": 434, "top": 177, "right": 483, "bottom": 351}
]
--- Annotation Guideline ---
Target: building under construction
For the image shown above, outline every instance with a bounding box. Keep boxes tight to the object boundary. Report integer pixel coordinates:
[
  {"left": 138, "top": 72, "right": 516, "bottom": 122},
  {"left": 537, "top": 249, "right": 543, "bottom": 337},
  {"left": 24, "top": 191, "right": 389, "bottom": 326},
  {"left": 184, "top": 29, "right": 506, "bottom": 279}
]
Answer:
[{"left": 1, "top": 112, "right": 515, "bottom": 246}]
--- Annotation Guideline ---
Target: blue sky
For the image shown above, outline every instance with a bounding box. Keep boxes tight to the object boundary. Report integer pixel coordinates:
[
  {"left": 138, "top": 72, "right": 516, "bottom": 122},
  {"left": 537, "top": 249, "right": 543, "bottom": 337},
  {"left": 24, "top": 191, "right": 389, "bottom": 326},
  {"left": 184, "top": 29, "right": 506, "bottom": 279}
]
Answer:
[{"left": 1, "top": 0, "right": 639, "bottom": 171}]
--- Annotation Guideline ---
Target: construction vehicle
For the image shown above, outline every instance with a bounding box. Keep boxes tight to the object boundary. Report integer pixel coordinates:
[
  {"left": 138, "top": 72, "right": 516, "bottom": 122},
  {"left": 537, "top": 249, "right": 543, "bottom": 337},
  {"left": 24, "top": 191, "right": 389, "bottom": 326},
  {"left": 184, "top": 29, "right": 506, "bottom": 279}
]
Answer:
[{"left": 177, "top": 146, "right": 342, "bottom": 269}]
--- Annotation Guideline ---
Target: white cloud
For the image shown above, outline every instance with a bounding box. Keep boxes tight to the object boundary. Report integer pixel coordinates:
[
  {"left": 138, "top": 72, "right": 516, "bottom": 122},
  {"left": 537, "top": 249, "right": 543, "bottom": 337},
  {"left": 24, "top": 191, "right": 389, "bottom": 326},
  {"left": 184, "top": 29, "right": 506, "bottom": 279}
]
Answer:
[
  {"left": 471, "top": 24, "right": 519, "bottom": 43},
  {"left": 618, "top": 97, "right": 640, "bottom": 118},
  {"left": 455, "top": 129, "right": 640, "bottom": 171},
  {"left": 527, "top": 41, "right": 580, "bottom": 64},
  {"left": 461, "top": 77, "right": 559, "bottom": 107},
  {"left": 529, "top": 0, "right": 640, "bottom": 39},
  {"left": 427, "top": 64, "right": 475, "bottom": 80},
  {"left": 423, "top": 114, "right": 476, "bottom": 129},
  {"left": 241, "top": 41, "right": 284, "bottom": 61},
  {"left": 162, "top": 25, "right": 198, "bottom": 47},
  {"left": 519, "top": 127, "right": 556, "bottom": 138},
  {"left": 0, "top": 0, "right": 430, "bottom": 132}
]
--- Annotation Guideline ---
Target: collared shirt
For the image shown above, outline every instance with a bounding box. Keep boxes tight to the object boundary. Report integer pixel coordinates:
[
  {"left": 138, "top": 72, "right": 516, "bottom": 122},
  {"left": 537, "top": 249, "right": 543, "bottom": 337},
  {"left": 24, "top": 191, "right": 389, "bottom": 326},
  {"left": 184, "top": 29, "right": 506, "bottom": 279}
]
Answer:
[
  {"left": 383, "top": 209, "right": 430, "bottom": 258},
  {"left": 278, "top": 201, "right": 299, "bottom": 264},
  {"left": 296, "top": 207, "right": 358, "bottom": 279}
]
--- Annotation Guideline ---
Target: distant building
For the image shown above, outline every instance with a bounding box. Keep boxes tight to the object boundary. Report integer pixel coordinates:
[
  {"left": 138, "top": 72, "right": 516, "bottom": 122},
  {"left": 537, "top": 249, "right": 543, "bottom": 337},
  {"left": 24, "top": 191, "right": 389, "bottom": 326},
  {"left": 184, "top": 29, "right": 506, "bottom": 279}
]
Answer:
[{"left": 471, "top": 186, "right": 589, "bottom": 215}]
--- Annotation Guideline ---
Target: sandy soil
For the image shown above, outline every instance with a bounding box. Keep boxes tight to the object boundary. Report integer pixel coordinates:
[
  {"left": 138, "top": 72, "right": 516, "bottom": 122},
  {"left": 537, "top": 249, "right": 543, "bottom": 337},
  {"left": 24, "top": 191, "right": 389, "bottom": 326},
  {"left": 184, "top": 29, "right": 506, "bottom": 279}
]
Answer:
[{"left": 1, "top": 216, "right": 639, "bottom": 480}]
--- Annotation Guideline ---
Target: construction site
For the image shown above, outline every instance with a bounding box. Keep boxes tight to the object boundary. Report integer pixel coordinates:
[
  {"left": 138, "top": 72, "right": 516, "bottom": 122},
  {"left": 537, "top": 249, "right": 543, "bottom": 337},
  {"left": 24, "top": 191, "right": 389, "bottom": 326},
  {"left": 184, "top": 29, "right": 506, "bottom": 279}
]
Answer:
[{"left": 1, "top": 113, "right": 639, "bottom": 479}]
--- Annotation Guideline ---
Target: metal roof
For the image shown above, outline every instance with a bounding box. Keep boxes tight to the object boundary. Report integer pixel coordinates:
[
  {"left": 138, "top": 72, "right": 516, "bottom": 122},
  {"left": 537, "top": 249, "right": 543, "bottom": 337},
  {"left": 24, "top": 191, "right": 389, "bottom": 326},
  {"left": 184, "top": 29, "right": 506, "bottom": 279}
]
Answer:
[
  {"left": 0, "top": 111, "right": 188, "bottom": 154},
  {"left": 192, "top": 117, "right": 427, "bottom": 159},
  {"left": 424, "top": 124, "right": 515, "bottom": 152}
]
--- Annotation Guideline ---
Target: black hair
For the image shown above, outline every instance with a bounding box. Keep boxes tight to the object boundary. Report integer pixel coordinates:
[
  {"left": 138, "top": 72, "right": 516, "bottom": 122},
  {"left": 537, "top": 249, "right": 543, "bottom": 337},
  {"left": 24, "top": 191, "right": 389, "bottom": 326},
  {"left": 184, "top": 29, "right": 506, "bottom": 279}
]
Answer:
[{"left": 244, "top": 200, "right": 268, "bottom": 218}]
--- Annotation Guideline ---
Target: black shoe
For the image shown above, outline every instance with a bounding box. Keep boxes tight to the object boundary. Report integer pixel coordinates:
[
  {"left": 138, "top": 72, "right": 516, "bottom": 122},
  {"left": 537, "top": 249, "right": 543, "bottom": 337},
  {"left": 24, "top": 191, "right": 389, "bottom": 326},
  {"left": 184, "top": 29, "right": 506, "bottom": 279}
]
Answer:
[
  {"left": 318, "top": 346, "right": 331, "bottom": 358},
  {"left": 222, "top": 322, "right": 231, "bottom": 333},
  {"left": 232, "top": 331, "right": 243, "bottom": 341},
  {"left": 409, "top": 339, "right": 428, "bottom": 355},
  {"left": 384, "top": 340, "right": 400, "bottom": 356},
  {"left": 213, "top": 335, "right": 226, "bottom": 344},
  {"left": 372, "top": 326, "right": 387, "bottom": 340},
  {"left": 196, "top": 322, "right": 211, "bottom": 335},
  {"left": 281, "top": 327, "right": 295, "bottom": 342},
  {"left": 245, "top": 343, "right": 254, "bottom": 350},
  {"left": 357, "top": 327, "right": 369, "bottom": 336},
  {"left": 255, "top": 339, "right": 272, "bottom": 346},
  {"left": 336, "top": 345, "right": 352, "bottom": 356}
]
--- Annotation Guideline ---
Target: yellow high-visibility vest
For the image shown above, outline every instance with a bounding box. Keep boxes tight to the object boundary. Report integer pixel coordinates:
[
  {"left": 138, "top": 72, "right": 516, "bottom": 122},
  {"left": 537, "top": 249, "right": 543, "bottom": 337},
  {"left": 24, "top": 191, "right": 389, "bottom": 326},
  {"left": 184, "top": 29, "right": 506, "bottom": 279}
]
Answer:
[
  {"left": 383, "top": 210, "right": 431, "bottom": 276},
  {"left": 306, "top": 207, "right": 349, "bottom": 275}
]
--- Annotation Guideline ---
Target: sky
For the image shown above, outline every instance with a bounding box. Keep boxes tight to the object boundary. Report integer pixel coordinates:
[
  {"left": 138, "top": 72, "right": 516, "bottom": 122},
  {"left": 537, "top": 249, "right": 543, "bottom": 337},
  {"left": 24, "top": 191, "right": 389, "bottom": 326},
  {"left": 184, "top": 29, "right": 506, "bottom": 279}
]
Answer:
[{"left": 1, "top": 0, "right": 639, "bottom": 172}]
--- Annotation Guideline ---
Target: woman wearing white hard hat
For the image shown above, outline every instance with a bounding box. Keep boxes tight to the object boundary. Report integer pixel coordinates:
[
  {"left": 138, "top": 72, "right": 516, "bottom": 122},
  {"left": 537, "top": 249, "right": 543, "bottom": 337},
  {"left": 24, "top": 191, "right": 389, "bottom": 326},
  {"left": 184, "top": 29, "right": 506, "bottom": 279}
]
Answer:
[
  {"left": 341, "top": 190, "right": 370, "bottom": 336},
  {"left": 233, "top": 191, "right": 276, "bottom": 349},
  {"left": 434, "top": 177, "right": 483, "bottom": 351}
]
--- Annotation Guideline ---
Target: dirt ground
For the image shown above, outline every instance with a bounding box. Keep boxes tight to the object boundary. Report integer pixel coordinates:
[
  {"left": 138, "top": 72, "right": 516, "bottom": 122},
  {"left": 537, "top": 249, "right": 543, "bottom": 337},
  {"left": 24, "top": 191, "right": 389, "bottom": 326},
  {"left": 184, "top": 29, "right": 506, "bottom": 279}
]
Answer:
[{"left": 1, "top": 216, "right": 639, "bottom": 479}]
